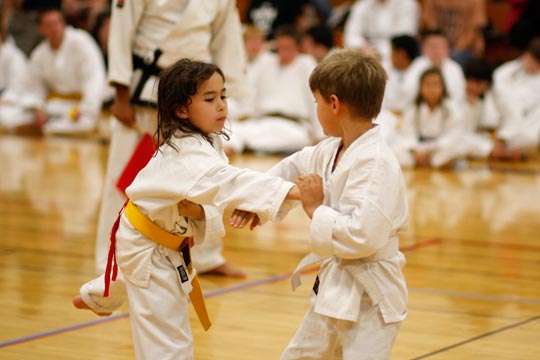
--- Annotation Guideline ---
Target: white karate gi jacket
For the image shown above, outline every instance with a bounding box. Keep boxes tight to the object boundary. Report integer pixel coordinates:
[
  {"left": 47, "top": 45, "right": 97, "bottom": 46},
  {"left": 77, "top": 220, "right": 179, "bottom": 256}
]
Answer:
[
  {"left": 381, "top": 59, "right": 414, "bottom": 113},
  {"left": 108, "top": 0, "right": 247, "bottom": 101},
  {"left": 394, "top": 100, "right": 468, "bottom": 167},
  {"left": 491, "top": 58, "right": 540, "bottom": 150},
  {"left": 247, "top": 52, "right": 318, "bottom": 128},
  {"left": 0, "top": 39, "right": 27, "bottom": 95},
  {"left": 403, "top": 56, "right": 466, "bottom": 105},
  {"left": 14, "top": 26, "right": 106, "bottom": 121},
  {"left": 267, "top": 127, "right": 408, "bottom": 323},
  {"left": 343, "top": 0, "right": 419, "bottom": 61},
  {"left": 120, "top": 133, "right": 295, "bottom": 288}
]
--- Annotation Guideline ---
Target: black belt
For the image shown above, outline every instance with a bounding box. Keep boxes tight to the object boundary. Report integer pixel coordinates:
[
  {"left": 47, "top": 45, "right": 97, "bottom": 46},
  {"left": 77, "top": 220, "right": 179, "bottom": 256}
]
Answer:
[
  {"left": 131, "top": 49, "right": 163, "bottom": 108},
  {"left": 263, "top": 112, "right": 303, "bottom": 123}
]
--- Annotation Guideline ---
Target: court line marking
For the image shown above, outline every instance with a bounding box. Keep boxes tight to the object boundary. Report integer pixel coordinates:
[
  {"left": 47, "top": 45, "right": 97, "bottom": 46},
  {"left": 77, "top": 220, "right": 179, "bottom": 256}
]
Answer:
[
  {"left": 1, "top": 238, "right": 538, "bottom": 349},
  {"left": 410, "top": 315, "right": 540, "bottom": 359}
]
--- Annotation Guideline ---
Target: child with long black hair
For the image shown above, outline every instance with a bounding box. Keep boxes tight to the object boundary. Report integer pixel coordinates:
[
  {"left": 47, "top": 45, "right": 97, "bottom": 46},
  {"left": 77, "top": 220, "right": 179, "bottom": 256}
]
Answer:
[
  {"left": 73, "top": 58, "right": 299, "bottom": 360},
  {"left": 393, "top": 67, "right": 467, "bottom": 168}
]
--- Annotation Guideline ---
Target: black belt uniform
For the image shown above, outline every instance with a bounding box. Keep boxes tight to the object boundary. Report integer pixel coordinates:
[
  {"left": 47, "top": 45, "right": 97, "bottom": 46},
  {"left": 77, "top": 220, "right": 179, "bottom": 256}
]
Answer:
[{"left": 131, "top": 49, "right": 163, "bottom": 108}]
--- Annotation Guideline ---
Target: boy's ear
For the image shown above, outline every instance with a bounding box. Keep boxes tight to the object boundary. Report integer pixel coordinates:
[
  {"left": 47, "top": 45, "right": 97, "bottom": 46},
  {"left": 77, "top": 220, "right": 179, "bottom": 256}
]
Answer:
[
  {"left": 175, "top": 106, "right": 189, "bottom": 119},
  {"left": 329, "top": 94, "right": 340, "bottom": 114}
]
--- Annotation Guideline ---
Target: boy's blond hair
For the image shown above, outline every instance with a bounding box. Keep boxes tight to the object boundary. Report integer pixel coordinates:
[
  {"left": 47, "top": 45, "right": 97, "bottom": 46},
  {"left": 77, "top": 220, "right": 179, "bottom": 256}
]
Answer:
[{"left": 309, "top": 49, "right": 387, "bottom": 119}]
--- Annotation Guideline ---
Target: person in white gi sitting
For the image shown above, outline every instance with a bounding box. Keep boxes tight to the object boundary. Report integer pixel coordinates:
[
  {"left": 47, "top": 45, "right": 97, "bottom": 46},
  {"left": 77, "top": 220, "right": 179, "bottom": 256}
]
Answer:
[
  {"left": 0, "top": 31, "right": 27, "bottom": 98},
  {"left": 401, "top": 29, "right": 466, "bottom": 106},
  {"left": 490, "top": 37, "right": 540, "bottom": 161},
  {"left": 391, "top": 67, "right": 467, "bottom": 168},
  {"left": 0, "top": 7, "right": 106, "bottom": 135},
  {"left": 342, "top": 0, "right": 419, "bottom": 62},
  {"left": 225, "top": 25, "right": 322, "bottom": 155},
  {"left": 460, "top": 57, "right": 500, "bottom": 161}
]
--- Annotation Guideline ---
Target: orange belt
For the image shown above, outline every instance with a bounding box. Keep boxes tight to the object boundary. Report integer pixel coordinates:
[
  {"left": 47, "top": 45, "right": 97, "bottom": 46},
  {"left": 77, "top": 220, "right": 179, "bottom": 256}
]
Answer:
[{"left": 124, "top": 200, "right": 211, "bottom": 331}]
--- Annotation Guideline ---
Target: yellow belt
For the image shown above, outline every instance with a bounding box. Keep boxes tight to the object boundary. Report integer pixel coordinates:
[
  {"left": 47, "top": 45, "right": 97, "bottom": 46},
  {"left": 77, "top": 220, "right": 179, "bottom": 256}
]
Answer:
[
  {"left": 124, "top": 200, "right": 211, "bottom": 331},
  {"left": 46, "top": 92, "right": 82, "bottom": 101}
]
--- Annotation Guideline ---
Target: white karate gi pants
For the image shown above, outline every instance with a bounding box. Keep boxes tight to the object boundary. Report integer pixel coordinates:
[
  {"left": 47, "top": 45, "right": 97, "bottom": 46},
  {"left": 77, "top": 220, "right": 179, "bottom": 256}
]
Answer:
[
  {"left": 281, "top": 295, "right": 401, "bottom": 360},
  {"left": 227, "top": 117, "right": 312, "bottom": 154}
]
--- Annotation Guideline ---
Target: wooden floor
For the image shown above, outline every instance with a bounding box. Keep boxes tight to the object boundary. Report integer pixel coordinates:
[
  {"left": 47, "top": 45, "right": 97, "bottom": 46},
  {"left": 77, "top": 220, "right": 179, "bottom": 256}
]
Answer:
[{"left": 0, "top": 133, "right": 539, "bottom": 359}]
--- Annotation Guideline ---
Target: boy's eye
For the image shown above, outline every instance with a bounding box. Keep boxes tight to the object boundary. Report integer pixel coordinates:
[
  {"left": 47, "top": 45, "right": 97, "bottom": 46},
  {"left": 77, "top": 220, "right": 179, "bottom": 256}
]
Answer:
[
  {"left": 204, "top": 98, "right": 214, "bottom": 102},
  {"left": 221, "top": 95, "right": 228, "bottom": 100}
]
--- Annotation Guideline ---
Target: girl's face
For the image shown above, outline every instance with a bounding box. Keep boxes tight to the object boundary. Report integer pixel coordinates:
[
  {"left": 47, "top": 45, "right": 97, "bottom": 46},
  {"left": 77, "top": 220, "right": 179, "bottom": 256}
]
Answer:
[
  {"left": 178, "top": 72, "right": 228, "bottom": 134},
  {"left": 420, "top": 73, "right": 444, "bottom": 107}
]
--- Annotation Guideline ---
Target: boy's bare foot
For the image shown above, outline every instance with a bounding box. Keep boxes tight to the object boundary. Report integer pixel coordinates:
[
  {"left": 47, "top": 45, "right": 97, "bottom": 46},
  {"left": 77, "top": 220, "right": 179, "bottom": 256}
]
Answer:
[
  {"left": 200, "top": 263, "right": 246, "bottom": 278},
  {"left": 72, "top": 295, "right": 112, "bottom": 316}
]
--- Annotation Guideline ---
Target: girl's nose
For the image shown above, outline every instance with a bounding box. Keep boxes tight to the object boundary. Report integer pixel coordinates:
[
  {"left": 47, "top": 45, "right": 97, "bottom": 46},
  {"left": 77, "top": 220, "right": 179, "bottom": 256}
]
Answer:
[{"left": 218, "top": 98, "right": 227, "bottom": 110}]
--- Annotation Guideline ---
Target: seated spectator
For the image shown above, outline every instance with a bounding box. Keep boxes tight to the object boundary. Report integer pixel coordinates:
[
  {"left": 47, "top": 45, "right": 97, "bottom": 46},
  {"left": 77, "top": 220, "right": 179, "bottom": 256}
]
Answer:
[
  {"left": 421, "top": 0, "right": 487, "bottom": 67},
  {"left": 343, "top": 0, "right": 419, "bottom": 61},
  {"left": 0, "top": 7, "right": 106, "bottom": 135},
  {"left": 382, "top": 34, "right": 420, "bottom": 114},
  {"left": 391, "top": 67, "right": 467, "bottom": 168},
  {"left": 0, "top": 31, "right": 27, "bottom": 96},
  {"left": 225, "top": 25, "right": 321, "bottom": 155},
  {"left": 301, "top": 24, "right": 335, "bottom": 62},
  {"left": 1, "top": 0, "right": 61, "bottom": 56},
  {"left": 402, "top": 29, "right": 466, "bottom": 106},
  {"left": 490, "top": 37, "right": 540, "bottom": 161},
  {"left": 460, "top": 57, "right": 499, "bottom": 160},
  {"left": 243, "top": 24, "right": 271, "bottom": 72}
]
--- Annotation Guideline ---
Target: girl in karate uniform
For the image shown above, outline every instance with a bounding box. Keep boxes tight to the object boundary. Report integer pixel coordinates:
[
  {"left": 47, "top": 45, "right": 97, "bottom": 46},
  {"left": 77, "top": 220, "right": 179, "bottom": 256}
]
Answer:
[
  {"left": 392, "top": 67, "right": 467, "bottom": 168},
  {"left": 73, "top": 59, "right": 298, "bottom": 360}
]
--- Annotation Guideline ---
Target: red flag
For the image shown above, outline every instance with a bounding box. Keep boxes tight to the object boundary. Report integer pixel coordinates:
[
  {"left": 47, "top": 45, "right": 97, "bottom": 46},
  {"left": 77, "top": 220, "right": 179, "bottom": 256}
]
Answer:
[{"left": 116, "top": 133, "right": 156, "bottom": 195}]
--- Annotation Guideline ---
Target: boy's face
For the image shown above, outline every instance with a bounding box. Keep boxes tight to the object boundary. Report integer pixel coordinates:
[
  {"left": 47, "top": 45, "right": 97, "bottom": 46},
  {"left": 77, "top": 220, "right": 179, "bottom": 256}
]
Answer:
[
  {"left": 314, "top": 91, "right": 340, "bottom": 137},
  {"left": 178, "top": 72, "right": 228, "bottom": 134},
  {"left": 275, "top": 35, "right": 299, "bottom": 66},
  {"left": 422, "top": 36, "right": 449, "bottom": 68},
  {"left": 39, "top": 11, "right": 66, "bottom": 49},
  {"left": 244, "top": 33, "right": 265, "bottom": 61},
  {"left": 391, "top": 47, "right": 408, "bottom": 70},
  {"left": 466, "top": 78, "right": 489, "bottom": 98},
  {"left": 523, "top": 53, "right": 540, "bottom": 74}
]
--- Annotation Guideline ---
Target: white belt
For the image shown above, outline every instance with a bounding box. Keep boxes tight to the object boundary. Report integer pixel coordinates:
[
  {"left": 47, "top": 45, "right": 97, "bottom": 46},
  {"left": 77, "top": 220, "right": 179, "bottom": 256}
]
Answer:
[{"left": 290, "top": 235, "right": 400, "bottom": 300}]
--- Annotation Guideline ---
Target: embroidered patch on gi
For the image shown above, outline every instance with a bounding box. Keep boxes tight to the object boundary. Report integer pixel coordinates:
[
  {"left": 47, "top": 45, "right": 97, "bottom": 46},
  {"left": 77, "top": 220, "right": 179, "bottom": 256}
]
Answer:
[
  {"left": 313, "top": 275, "right": 320, "bottom": 295},
  {"left": 116, "top": 0, "right": 125, "bottom": 8},
  {"left": 177, "top": 265, "right": 189, "bottom": 283}
]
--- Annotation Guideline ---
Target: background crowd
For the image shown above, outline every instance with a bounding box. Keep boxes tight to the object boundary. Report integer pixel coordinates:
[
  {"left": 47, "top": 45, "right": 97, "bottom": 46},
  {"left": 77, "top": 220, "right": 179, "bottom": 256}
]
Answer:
[{"left": 0, "top": 0, "right": 539, "bottom": 168}]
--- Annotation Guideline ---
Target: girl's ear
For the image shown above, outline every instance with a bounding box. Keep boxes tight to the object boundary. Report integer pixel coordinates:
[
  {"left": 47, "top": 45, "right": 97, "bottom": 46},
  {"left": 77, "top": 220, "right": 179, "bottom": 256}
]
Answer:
[{"left": 175, "top": 106, "right": 189, "bottom": 119}]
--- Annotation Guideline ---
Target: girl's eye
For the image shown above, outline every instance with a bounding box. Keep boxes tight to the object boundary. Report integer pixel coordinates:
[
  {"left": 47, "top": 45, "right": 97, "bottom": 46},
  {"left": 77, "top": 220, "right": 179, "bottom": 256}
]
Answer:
[
  {"left": 204, "top": 98, "right": 214, "bottom": 102},
  {"left": 221, "top": 95, "right": 228, "bottom": 100}
]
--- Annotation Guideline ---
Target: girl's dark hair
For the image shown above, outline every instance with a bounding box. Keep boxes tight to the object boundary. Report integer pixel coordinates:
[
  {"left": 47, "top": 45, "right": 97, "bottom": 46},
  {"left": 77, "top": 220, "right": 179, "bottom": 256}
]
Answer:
[
  {"left": 156, "top": 58, "right": 226, "bottom": 150},
  {"left": 415, "top": 67, "right": 448, "bottom": 106}
]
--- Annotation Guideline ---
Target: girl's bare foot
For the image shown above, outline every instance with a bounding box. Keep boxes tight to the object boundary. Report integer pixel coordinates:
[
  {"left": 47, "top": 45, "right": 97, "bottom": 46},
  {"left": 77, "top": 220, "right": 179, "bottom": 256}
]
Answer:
[
  {"left": 72, "top": 295, "right": 112, "bottom": 316},
  {"left": 200, "top": 263, "right": 246, "bottom": 278}
]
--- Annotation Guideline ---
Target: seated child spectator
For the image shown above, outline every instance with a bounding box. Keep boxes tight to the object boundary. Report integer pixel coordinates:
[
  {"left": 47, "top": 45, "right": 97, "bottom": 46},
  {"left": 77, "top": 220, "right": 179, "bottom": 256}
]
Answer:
[
  {"left": 490, "top": 37, "right": 540, "bottom": 161},
  {"left": 392, "top": 67, "right": 467, "bottom": 168},
  {"left": 343, "top": 0, "right": 419, "bottom": 61},
  {"left": 225, "top": 25, "right": 322, "bottom": 155},
  {"left": 460, "top": 57, "right": 499, "bottom": 160},
  {"left": 402, "top": 29, "right": 466, "bottom": 106},
  {"left": 0, "top": 7, "right": 106, "bottom": 135},
  {"left": 301, "top": 24, "right": 335, "bottom": 62},
  {"left": 382, "top": 34, "right": 420, "bottom": 114}
]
